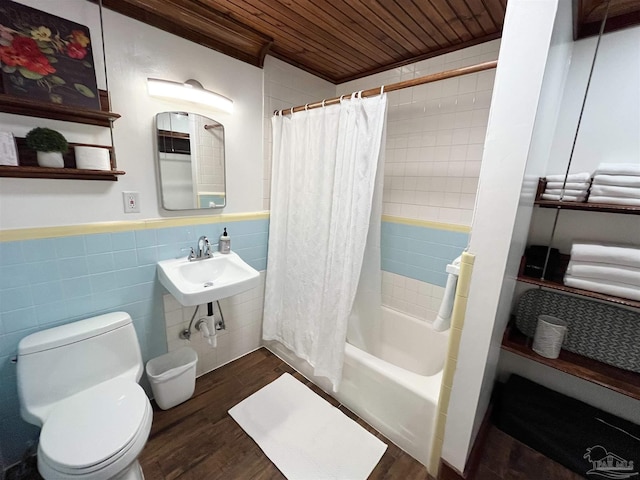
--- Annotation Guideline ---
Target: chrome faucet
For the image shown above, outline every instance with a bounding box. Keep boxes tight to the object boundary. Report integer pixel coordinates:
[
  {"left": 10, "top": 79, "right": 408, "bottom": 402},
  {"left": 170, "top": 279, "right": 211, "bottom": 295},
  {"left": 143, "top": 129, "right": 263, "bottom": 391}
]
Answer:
[
  {"left": 182, "top": 236, "right": 216, "bottom": 261},
  {"left": 197, "top": 236, "right": 213, "bottom": 259}
]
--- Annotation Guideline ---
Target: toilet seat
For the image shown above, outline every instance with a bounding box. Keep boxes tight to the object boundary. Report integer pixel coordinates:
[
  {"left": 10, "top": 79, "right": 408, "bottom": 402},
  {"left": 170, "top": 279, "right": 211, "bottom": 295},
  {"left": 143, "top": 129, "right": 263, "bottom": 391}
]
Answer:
[{"left": 37, "top": 379, "right": 152, "bottom": 479}]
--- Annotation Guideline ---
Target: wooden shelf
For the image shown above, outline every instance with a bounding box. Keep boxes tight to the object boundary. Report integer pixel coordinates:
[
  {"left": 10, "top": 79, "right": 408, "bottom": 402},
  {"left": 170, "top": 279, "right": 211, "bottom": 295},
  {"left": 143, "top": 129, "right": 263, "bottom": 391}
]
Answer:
[
  {"left": 517, "top": 275, "right": 640, "bottom": 309},
  {"left": 535, "top": 178, "right": 640, "bottom": 214},
  {"left": 0, "top": 165, "right": 124, "bottom": 181},
  {"left": 501, "top": 322, "right": 640, "bottom": 401},
  {"left": 158, "top": 129, "right": 189, "bottom": 139},
  {"left": 535, "top": 199, "right": 640, "bottom": 214},
  {"left": 0, "top": 137, "right": 125, "bottom": 181},
  {"left": 0, "top": 90, "right": 120, "bottom": 127}
]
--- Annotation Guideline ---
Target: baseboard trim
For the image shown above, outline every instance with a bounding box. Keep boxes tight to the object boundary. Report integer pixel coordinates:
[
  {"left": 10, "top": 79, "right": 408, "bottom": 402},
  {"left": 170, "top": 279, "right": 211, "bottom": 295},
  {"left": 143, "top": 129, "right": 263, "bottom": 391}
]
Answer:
[{"left": 438, "top": 401, "right": 494, "bottom": 479}]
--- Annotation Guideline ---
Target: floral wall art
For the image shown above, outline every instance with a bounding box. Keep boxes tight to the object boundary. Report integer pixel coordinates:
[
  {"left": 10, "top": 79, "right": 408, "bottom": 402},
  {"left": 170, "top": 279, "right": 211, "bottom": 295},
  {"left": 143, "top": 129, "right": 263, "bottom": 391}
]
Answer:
[{"left": 0, "top": 0, "right": 100, "bottom": 109}]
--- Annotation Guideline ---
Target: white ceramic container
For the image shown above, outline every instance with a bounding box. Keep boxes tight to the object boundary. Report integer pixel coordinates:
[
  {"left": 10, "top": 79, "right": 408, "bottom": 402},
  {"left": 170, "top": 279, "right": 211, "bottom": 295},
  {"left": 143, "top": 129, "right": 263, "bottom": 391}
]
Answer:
[{"left": 74, "top": 146, "right": 111, "bottom": 170}]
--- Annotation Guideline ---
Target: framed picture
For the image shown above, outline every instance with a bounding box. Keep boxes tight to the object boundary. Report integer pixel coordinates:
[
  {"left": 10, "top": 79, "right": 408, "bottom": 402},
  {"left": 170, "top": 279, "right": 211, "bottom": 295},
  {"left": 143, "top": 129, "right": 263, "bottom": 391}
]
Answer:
[{"left": 0, "top": 0, "right": 100, "bottom": 110}]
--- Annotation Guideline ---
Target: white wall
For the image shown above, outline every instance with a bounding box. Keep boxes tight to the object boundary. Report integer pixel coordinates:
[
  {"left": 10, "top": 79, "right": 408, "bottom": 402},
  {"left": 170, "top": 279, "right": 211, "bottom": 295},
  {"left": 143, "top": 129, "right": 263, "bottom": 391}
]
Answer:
[
  {"left": 525, "top": 24, "right": 640, "bottom": 256},
  {"left": 547, "top": 26, "right": 640, "bottom": 175},
  {"left": 469, "top": 0, "right": 575, "bottom": 448},
  {"left": 0, "top": 0, "right": 264, "bottom": 230},
  {"left": 498, "top": 24, "right": 640, "bottom": 430},
  {"left": 442, "top": 0, "right": 562, "bottom": 471}
]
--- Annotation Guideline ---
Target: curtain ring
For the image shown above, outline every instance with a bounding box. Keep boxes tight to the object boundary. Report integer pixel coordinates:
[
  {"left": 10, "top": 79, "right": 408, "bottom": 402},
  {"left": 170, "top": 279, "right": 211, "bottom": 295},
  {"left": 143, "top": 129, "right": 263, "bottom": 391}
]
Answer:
[
  {"left": 321, "top": 99, "right": 326, "bottom": 107},
  {"left": 340, "top": 94, "right": 346, "bottom": 102},
  {"left": 380, "top": 85, "right": 384, "bottom": 95},
  {"left": 357, "top": 90, "right": 363, "bottom": 99},
  {"left": 304, "top": 103, "right": 309, "bottom": 111}
]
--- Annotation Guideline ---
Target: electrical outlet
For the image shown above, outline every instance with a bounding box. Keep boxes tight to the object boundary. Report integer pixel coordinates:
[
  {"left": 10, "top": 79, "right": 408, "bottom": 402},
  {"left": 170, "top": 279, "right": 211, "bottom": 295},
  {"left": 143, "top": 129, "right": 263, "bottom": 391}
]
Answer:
[{"left": 123, "top": 191, "right": 140, "bottom": 213}]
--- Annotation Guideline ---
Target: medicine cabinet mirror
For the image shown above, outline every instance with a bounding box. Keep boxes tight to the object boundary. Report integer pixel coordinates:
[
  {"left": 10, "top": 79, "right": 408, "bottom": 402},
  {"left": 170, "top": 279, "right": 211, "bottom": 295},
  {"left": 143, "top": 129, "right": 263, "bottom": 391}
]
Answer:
[{"left": 156, "top": 112, "right": 226, "bottom": 210}]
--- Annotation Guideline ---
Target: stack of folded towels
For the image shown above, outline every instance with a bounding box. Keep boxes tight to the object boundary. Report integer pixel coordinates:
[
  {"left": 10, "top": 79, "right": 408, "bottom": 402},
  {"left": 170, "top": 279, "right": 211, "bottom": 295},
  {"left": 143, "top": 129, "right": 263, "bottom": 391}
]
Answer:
[
  {"left": 564, "top": 243, "right": 640, "bottom": 301},
  {"left": 589, "top": 163, "right": 640, "bottom": 206},
  {"left": 542, "top": 172, "right": 592, "bottom": 201}
]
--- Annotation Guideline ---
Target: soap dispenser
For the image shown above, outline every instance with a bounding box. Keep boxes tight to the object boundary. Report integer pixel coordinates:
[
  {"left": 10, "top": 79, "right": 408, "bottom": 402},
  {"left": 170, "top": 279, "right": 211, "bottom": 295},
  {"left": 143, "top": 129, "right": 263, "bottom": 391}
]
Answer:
[{"left": 219, "top": 228, "right": 230, "bottom": 254}]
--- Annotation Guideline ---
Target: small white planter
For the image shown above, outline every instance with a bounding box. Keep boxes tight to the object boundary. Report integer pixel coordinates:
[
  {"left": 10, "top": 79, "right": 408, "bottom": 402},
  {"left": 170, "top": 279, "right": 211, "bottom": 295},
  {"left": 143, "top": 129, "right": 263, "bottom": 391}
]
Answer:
[
  {"left": 36, "top": 151, "right": 64, "bottom": 168},
  {"left": 74, "top": 146, "right": 111, "bottom": 170}
]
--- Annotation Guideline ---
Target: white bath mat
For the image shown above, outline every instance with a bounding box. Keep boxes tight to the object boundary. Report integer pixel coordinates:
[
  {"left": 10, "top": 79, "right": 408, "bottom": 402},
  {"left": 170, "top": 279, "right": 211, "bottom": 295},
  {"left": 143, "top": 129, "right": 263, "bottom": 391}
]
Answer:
[{"left": 228, "top": 373, "right": 387, "bottom": 480}]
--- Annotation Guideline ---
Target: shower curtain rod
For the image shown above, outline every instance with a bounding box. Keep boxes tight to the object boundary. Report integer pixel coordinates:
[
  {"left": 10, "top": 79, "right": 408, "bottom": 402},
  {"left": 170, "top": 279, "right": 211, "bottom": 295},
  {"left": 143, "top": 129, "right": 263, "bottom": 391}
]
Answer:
[{"left": 275, "top": 60, "right": 497, "bottom": 116}]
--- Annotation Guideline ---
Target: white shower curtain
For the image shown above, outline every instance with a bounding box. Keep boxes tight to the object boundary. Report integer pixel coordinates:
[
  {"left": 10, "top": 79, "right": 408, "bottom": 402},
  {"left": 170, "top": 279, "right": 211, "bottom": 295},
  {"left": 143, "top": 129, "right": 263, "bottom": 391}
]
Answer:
[{"left": 263, "top": 92, "right": 387, "bottom": 390}]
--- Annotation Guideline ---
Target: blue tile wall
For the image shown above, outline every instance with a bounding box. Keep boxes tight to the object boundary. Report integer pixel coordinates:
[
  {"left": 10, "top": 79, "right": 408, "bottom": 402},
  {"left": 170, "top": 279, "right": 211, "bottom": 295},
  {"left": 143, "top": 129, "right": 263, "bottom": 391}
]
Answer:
[
  {"left": 0, "top": 214, "right": 454, "bottom": 467},
  {"left": 198, "top": 195, "right": 226, "bottom": 208},
  {"left": 0, "top": 217, "right": 268, "bottom": 467},
  {"left": 381, "top": 221, "right": 469, "bottom": 287}
]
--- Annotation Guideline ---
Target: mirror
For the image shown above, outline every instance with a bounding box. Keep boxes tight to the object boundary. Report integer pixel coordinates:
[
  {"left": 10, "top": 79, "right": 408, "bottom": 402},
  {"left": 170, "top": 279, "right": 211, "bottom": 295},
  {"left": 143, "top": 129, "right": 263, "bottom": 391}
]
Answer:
[{"left": 156, "top": 112, "right": 226, "bottom": 210}]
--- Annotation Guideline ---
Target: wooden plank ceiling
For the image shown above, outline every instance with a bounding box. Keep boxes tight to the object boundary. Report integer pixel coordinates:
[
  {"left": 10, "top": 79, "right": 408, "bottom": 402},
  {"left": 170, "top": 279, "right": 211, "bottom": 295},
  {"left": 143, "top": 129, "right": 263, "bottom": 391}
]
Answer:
[
  {"left": 576, "top": 0, "right": 640, "bottom": 38},
  {"left": 101, "top": 0, "right": 505, "bottom": 84},
  {"left": 100, "top": 0, "right": 640, "bottom": 84}
]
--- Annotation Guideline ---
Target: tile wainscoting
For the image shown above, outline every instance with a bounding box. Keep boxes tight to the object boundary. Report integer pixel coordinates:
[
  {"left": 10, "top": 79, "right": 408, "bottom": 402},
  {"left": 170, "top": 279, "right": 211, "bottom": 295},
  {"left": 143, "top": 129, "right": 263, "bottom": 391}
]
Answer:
[
  {"left": 0, "top": 211, "right": 467, "bottom": 466},
  {"left": 0, "top": 213, "right": 268, "bottom": 465}
]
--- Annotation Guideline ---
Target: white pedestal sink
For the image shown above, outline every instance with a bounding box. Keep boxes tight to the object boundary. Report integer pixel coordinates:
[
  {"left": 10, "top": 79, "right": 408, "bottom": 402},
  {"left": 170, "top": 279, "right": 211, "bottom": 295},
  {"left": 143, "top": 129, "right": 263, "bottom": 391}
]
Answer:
[{"left": 157, "top": 251, "right": 260, "bottom": 306}]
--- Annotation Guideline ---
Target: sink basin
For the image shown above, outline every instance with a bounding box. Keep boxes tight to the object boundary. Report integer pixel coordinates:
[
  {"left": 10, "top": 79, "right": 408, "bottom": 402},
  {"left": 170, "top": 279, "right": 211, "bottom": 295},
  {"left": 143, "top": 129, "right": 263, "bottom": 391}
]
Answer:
[{"left": 157, "top": 252, "right": 260, "bottom": 306}]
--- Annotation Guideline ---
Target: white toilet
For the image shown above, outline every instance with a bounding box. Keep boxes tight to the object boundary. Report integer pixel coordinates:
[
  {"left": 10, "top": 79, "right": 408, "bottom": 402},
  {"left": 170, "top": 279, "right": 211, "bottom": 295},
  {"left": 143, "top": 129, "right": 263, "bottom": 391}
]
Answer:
[{"left": 16, "top": 312, "right": 153, "bottom": 480}]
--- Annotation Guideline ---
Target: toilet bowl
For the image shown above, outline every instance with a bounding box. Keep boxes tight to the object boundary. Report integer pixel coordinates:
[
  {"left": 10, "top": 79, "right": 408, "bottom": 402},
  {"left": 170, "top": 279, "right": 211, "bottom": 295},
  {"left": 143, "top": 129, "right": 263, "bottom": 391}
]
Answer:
[{"left": 16, "top": 312, "right": 152, "bottom": 480}]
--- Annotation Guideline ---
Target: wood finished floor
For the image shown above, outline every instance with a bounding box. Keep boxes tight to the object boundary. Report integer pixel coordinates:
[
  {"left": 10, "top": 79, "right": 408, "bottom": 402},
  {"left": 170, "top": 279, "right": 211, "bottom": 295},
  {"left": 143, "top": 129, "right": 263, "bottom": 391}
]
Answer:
[
  {"left": 474, "top": 425, "right": 584, "bottom": 480},
  {"left": 6, "top": 347, "right": 585, "bottom": 480},
  {"left": 139, "top": 347, "right": 432, "bottom": 479}
]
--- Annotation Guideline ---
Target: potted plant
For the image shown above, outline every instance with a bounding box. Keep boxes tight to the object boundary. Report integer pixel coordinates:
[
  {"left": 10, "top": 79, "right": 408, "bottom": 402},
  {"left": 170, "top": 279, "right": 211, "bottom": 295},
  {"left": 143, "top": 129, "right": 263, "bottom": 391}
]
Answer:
[{"left": 25, "top": 127, "right": 68, "bottom": 168}]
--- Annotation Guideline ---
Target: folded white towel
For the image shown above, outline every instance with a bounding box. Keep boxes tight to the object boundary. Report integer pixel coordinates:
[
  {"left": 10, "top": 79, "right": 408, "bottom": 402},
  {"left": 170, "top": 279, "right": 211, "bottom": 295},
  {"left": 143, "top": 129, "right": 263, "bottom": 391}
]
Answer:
[
  {"left": 595, "top": 163, "right": 640, "bottom": 176},
  {"left": 571, "top": 244, "right": 640, "bottom": 269},
  {"left": 588, "top": 196, "right": 640, "bottom": 206},
  {"left": 544, "top": 188, "right": 589, "bottom": 196},
  {"left": 567, "top": 261, "right": 640, "bottom": 287},
  {"left": 564, "top": 275, "right": 640, "bottom": 301},
  {"left": 541, "top": 193, "right": 586, "bottom": 201},
  {"left": 546, "top": 181, "right": 591, "bottom": 189},
  {"left": 545, "top": 172, "right": 591, "bottom": 183},
  {"left": 590, "top": 185, "right": 640, "bottom": 198},
  {"left": 593, "top": 174, "right": 640, "bottom": 188}
]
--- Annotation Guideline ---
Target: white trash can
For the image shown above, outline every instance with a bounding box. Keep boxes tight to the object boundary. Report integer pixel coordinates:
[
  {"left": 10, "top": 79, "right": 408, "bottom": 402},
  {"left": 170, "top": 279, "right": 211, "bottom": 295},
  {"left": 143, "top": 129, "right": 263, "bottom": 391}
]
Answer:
[{"left": 146, "top": 346, "right": 198, "bottom": 410}]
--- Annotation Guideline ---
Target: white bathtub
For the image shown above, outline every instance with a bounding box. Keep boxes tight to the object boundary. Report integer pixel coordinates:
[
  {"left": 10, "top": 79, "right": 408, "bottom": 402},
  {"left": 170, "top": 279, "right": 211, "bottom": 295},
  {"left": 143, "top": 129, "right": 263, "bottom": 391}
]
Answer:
[{"left": 265, "top": 305, "right": 449, "bottom": 468}]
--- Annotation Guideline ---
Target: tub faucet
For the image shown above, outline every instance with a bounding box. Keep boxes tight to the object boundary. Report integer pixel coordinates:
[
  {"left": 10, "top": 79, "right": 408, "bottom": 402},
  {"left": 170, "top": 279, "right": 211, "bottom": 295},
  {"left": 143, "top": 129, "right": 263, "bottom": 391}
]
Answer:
[{"left": 197, "top": 236, "right": 213, "bottom": 259}]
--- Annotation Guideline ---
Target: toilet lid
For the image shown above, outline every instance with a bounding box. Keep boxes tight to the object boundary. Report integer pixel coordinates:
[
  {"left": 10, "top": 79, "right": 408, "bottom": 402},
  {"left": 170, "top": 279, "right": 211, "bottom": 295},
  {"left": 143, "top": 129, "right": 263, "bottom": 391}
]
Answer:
[{"left": 39, "top": 379, "right": 149, "bottom": 470}]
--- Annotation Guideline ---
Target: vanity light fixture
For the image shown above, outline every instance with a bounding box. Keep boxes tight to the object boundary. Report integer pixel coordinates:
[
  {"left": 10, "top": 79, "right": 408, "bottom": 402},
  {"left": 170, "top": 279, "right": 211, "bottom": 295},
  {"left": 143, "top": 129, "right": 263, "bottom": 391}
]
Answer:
[{"left": 147, "top": 78, "right": 234, "bottom": 113}]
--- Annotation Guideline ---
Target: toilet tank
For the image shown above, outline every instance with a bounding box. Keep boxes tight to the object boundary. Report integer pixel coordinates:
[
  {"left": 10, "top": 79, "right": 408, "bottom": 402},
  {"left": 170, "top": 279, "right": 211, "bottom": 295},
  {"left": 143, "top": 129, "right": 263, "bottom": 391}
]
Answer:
[{"left": 17, "top": 312, "right": 143, "bottom": 426}]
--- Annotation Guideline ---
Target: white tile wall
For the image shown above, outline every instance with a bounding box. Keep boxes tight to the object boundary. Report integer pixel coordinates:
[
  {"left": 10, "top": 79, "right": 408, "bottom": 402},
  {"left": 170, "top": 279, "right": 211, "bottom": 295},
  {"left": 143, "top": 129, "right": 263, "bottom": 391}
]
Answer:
[
  {"left": 382, "top": 271, "right": 445, "bottom": 321},
  {"left": 262, "top": 42, "right": 498, "bottom": 322},
  {"left": 338, "top": 40, "right": 500, "bottom": 227},
  {"left": 195, "top": 114, "right": 225, "bottom": 195},
  {"left": 163, "top": 272, "right": 266, "bottom": 377},
  {"left": 264, "top": 42, "right": 499, "bottom": 225}
]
